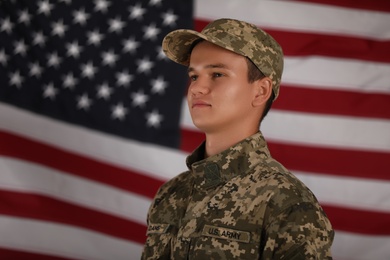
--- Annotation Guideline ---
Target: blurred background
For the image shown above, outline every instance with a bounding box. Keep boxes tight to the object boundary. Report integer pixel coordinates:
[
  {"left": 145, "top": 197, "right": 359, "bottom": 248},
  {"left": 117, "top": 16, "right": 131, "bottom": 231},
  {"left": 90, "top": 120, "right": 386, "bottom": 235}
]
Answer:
[{"left": 0, "top": 0, "right": 389, "bottom": 259}]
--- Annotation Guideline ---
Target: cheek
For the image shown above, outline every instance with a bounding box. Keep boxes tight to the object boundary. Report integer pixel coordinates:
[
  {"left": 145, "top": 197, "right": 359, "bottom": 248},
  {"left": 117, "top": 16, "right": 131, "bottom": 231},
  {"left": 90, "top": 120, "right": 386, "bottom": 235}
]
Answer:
[
  {"left": 186, "top": 91, "right": 192, "bottom": 105},
  {"left": 220, "top": 84, "right": 251, "bottom": 103},
  {"left": 227, "top": 90, "right": 254, "bottom": 113}
]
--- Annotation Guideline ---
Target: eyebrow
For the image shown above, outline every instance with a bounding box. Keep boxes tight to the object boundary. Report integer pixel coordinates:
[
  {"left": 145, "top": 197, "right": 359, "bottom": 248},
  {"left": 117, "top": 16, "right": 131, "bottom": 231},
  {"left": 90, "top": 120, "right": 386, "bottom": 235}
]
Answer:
[{"left": 187, "top": 63, "right": 229, "bottom": 73}]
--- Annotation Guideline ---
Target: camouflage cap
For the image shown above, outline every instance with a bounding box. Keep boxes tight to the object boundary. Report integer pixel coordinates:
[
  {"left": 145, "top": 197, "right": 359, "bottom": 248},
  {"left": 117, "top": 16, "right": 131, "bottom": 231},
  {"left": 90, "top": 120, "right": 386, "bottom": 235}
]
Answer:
[{"left": 162, "top": 18, "right": 284, "bottom": 100}]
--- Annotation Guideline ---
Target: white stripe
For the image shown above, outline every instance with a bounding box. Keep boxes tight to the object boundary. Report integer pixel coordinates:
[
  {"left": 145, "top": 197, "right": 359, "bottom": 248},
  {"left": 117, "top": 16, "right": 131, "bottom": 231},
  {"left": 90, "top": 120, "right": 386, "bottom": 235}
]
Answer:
[
  {"left": 283, "top": 57, "right": 390, "bottom": 94},
  {"left": 0, "top": 103, "right": 188, "bottom": 181},
  {"left": 294, "top": 172, "right": 390, "bottom": 214},
  {"left": 333, "top": 230, "right": 390, "bottom": 260},
  {"left": 0, "top": 215, "right": 143, "bottom": 260},
  {"left": 262, "top": 110, "right": 390, "bottom": 152},
  {"left": 0, "top": 156, "right": 151, "bottom": 225},
  {"left": 181, "top": 100, "right": 390, "bottom": 153},
  {"left": 196, "top": 0, "right": 390, "bottom": 40}
]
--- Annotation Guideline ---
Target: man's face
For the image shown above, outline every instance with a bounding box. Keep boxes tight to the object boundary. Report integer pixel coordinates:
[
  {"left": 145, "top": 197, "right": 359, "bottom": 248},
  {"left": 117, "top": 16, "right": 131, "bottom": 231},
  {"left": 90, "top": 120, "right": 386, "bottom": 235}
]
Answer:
[{"left": 187, "top": 41, "right": 258, "bottom": 134}]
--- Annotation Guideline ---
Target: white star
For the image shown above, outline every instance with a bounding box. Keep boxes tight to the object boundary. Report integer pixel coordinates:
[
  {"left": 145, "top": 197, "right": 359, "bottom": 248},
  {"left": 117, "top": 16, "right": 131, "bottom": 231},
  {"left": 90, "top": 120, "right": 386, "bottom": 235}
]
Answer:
[
  {"left": 87, "top": 29, "right": 104, "bottom": 46},
  {"left": 43, "top": 82, "right": 59, "bottom": 99},
  {"left": 81, "top": 62, "right": 97, "bottom": 79},
  {"left": 137, "top": 57, "right": 154, "bottom": 74},
  {"left": 37, "top": 0, "right": 54, "bottom": 16},
  {"left": 129, "top": 4, "right": 146, "bottom": 20},
  {"left": 77, "top": 93, "right": 93, "bottom": 110},
  {"left": 47, "top": 52, "right": 62, "bottom": 68},
  {"left": 66, "top": 41, "right": 83, "bottom": 58},
  {"left": 102, "top": 50, "right": 118, "bottom": 67},
  {"left": 162, "top": 10, "right": 177, "bottom": 26},
  {"left": 73, "top": 8, "right": 90, "bottom": 25},
  {"left": 18, "top": 10, "right": 31, "bottom": 25},
  {"left": 108, "top": 17, "right": 125, "bottom": 33},
  {"left": 1, "top": 18, "right": 14, "bottom": 34},
  {"left": 29, "top": 62, "right": 43, "bottom": 78},
  {"left": 111, "top": 103, "right": 128, "bottom": 120},
  {"left": 0, "top": 49, "right": 9, "bottom": 66},
  {"left": 131, "top": 90, "right": 149, "bottom": 107},
  {"left": 63, "top": 73, "right": 78, "bottom": 89},
  {"left": 14, "top": 40, "right": 28, "bottom": 56},
  {"left": 122, "top": 37, "right": 140, "bottom": 54},
  {"left": 9, "top": 71, "right": 24, "bottom": 88},
  {"left": 143, "top": 23, "right": 160, "bottom": 40},
  {"left": 146, "top": 109, "right": 163, "bottom": 128},
  {"left": 156, "top": 46, "right": 168, "bottom": 60},
  {"left": 97, "top": 82, "right": 113, "bottom": 100},
  {"left": 52, "top": 20, "right": 68, "bottom": 37},
  {"left": 116, "top": 70, "right": 133, "bottom": 87},
  {"left": 32, "top": 31, "right": 46, "bottom": 47},
  {"left": 94, "top": 0, "right": 111, "bottom": 13},
  {"left": 151, "top": 76, "right": 167, "bottom": 94},
  {"left": 149, "top": 0, "right": 162, "bottom": 6}
]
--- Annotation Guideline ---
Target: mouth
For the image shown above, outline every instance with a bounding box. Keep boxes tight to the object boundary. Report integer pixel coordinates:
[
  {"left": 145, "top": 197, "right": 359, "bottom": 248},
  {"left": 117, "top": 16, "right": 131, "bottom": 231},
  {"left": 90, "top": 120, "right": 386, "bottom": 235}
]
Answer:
[{"left": 192, "top": 100, "right": 211, "bottom": 108}]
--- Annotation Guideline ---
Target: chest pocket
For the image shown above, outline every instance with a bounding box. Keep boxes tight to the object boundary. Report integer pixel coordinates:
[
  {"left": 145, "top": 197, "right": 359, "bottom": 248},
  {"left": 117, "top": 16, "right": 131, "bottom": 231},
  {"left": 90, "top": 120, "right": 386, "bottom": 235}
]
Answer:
[
  {"left": 189, "top": 224, "right": 260, "bottom": 260},
  {"left": 142, "top": 223, "right": 173, "bottom": 260}
]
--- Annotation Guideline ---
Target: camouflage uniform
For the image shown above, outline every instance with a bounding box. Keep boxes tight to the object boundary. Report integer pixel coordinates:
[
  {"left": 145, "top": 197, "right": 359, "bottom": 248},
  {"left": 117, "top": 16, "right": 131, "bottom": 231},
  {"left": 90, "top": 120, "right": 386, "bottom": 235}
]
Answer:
[{"left": 142, "top": 132, "right": 334, "bottom": 259}]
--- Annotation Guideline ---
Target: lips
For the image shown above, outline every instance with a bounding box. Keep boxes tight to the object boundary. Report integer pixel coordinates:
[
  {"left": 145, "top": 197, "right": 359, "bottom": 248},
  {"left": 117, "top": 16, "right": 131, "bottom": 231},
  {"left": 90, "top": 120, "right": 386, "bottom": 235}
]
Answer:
[{"left": 191, "top": 100, "right": 211, "bottom": 108}]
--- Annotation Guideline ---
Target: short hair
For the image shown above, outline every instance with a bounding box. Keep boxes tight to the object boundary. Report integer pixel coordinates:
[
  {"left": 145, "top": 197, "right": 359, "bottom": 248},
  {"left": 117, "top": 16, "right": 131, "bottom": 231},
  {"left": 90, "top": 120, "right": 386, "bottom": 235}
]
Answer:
[{"left": 246, "top": 58, "right": 275, "bottom": 122}]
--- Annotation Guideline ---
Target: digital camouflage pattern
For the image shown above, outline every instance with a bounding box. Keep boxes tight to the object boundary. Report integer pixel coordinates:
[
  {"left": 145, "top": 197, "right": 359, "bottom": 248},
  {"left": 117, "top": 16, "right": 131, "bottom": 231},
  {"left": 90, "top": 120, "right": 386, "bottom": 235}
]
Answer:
[
  {"left": 142, "top": 132, "right": 334, "bottom": 259},
  {"left": 162, "top": 18, "right": 284, "bottom": 100}
]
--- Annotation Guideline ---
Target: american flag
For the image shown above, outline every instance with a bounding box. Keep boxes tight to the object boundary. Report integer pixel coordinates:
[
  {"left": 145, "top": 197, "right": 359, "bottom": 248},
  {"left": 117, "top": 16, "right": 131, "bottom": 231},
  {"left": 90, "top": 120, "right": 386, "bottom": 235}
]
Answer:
[
  {"left": 0, "top": 0, "right": 192, "bottom": 259},
  {"left": 1, "top": 0, "right": 389, "bottom": 259}
]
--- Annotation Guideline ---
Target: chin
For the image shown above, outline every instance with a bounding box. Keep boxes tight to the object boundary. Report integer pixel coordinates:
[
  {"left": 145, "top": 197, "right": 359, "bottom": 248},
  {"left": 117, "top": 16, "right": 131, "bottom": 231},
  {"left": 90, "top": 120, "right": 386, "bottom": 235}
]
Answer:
[{"left": 192, "top": 120, "right": 212, "bottom": 132}]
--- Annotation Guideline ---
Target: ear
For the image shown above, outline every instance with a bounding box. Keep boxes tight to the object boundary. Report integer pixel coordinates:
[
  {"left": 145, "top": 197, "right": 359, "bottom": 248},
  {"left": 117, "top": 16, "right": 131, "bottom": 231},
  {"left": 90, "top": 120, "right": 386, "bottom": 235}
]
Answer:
[{"left": 252, "top": 77, "right": 273, "bottom": 107}]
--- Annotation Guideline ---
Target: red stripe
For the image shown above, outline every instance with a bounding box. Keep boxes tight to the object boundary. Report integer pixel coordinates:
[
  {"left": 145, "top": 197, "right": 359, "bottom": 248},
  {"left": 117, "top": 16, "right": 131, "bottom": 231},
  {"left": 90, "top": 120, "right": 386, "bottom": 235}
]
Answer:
[
  {"left": 292, "top": 0, "right": 390, "bottom": 12},
  {"left": 180, "top": 129, "right": 390, "bottom": 181},
  {"left": 0, "top": 189, "right": 147, "bottom": 244},
  {"left": 195, "top": 19, "right": 390, "bottom": 63},
  {"left": 268, "top": 29, "right": 390, "bottom": 63},
  {"left": 180, "top": 127, "right": 204, "bottom": 152},
  {"left": 0, "top": 130, "right": 164, "bottom": 199},
  {"left": 275, "top": 85, "right": 390, "bottom": 120},
  {"left": 268, "top": 141, "right": 390, "bottom": 180},
  {"left": 0, "top": 247, "right": 75, "bottom": 260},
  {"left": 323, "top": 204, "right": 390, "bottom": 235}
]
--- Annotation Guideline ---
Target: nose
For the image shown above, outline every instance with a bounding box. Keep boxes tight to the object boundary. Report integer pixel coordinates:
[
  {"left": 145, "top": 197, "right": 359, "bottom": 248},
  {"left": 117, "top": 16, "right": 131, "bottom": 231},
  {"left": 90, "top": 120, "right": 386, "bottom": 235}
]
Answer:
[{"left": 188, "top": 76, "right": 210, "bottom": 96}]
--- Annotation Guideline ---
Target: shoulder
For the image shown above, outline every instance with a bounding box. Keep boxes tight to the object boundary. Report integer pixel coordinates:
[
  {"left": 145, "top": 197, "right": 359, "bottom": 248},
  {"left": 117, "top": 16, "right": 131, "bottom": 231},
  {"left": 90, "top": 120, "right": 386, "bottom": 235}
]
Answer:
[
  {"left": 149, "top": 170, "right": 192, "bottom": 214},
  {"left": 250, "top": 157, "right": 321, "bottom": 212},
  {"left": 155, "top": 170, "right": 191, "bottom": 197},
  {"left": 147, "top": 171, "right": 192, "bottom": 225},
  {"left": 252, "top": 159, "right": 334, "bottom": 258}
]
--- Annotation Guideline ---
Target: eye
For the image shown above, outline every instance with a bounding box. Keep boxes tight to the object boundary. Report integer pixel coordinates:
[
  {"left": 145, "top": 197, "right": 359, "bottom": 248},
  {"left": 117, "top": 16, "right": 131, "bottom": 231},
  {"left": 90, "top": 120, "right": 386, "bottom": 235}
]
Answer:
[
  {"left": 189, "top": 74, "right": 198, "bottom": 81},
  {"left": 212, "top": 72, "right": 223, "bottom": 78}
]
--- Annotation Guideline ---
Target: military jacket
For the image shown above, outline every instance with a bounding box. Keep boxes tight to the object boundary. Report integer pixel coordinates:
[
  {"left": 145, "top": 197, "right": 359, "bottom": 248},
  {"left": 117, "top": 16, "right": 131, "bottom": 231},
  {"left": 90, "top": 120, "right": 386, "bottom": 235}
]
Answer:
[{"left": 142, "top": 132, "right": 334, "bottom": 259}]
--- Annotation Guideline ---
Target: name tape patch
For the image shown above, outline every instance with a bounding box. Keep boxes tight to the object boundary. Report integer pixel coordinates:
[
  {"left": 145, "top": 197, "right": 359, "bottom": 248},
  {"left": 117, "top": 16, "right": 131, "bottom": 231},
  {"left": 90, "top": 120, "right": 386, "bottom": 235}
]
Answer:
[
  {"left": 202, "top": 224, "right": 250, "bottom": 243},
  {"left": 146, "top": 223, "right": 170, "bottom": 235}
]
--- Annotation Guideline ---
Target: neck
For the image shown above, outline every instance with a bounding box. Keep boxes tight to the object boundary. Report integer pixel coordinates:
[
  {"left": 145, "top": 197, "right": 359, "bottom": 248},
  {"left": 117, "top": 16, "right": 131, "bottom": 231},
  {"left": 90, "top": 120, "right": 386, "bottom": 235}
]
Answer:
[{"left": 204, "top": 128, "right": 259, "bottom": 157}]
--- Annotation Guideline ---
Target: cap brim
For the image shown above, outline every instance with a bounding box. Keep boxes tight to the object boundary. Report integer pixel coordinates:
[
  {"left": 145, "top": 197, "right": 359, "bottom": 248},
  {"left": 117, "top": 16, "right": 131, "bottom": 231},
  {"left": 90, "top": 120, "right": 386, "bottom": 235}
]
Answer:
[{"left": 162, "top": 29, "right": 216, "bottom": 66}]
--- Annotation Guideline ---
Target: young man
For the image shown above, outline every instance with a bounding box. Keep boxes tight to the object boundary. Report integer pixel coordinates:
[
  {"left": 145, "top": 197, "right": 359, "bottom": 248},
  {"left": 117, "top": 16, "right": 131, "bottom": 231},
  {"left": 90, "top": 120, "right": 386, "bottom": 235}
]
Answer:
[{"left": 142, "top": 18, "right": 334, "bottom": 259}]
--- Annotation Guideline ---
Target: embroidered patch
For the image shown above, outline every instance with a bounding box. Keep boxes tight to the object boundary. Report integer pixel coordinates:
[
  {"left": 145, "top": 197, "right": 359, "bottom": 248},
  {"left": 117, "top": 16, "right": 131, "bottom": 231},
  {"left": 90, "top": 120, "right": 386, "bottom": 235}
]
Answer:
[
  {"left": 202, "top": 224, "right": 250, "bottom": 243},
  {"left": 204, "top": 163, "right": 221, "bottom": 188},
  {"left": 146, "top": 223, "right": 170, "bottom": 235}
]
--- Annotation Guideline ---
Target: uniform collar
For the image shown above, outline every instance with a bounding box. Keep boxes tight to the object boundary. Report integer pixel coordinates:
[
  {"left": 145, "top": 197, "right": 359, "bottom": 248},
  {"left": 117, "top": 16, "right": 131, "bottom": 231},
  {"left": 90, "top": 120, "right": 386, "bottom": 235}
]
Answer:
[{"left": 186, "top": 131, "right": 271, "bottom": 190}]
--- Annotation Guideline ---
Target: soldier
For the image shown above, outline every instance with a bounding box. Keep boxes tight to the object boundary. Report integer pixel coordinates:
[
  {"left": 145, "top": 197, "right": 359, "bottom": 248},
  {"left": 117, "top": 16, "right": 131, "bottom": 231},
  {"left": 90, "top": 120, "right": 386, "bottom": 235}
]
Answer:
[{"left": 142, "top": 18, "right": 334, "bottom": 259}]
